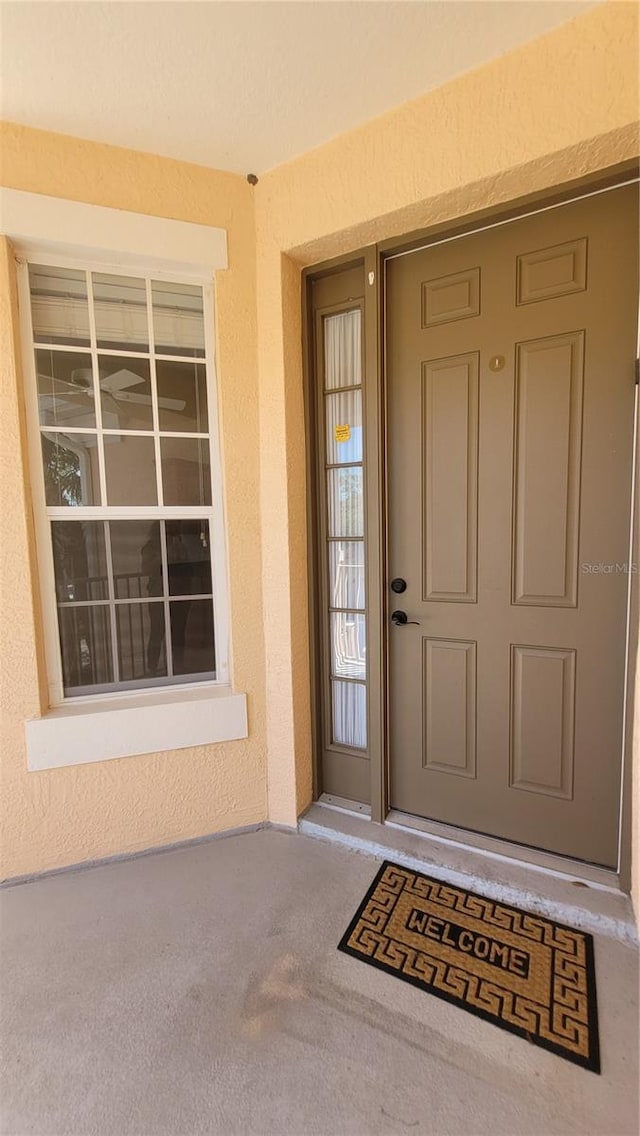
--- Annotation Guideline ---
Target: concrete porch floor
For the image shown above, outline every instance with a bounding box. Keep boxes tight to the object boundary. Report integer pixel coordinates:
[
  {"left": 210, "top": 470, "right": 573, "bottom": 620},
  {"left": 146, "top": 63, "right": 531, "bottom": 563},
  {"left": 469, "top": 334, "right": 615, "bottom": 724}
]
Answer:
[{"left": 1, "top": 828, "right": 638, "bottom": 1136}]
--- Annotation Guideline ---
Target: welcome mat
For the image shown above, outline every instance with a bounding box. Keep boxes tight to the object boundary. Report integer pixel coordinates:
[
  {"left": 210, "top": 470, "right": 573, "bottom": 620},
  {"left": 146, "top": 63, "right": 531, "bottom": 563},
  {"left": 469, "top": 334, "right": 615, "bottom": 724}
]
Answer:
[{"left": 338, "top": 861, "right": 600, "bottom": 1073}]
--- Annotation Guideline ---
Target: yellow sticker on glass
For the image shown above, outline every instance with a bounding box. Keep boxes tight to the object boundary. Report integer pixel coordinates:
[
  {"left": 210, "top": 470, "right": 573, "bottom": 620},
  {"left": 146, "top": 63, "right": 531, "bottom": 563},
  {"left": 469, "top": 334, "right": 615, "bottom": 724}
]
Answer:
[{"left": 334, "top": 424, "right": 351, "bottom": 443}]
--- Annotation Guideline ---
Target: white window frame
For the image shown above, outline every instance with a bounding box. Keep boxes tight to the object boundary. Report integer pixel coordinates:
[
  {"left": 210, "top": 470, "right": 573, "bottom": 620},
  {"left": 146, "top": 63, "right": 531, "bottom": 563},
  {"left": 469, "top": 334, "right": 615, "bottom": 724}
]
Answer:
[
  {"left": 18, "top": 250, "right": 231, "bottom": 703},
  {"left": 3, "top": 190, "right": 248, "bottom": 768}
]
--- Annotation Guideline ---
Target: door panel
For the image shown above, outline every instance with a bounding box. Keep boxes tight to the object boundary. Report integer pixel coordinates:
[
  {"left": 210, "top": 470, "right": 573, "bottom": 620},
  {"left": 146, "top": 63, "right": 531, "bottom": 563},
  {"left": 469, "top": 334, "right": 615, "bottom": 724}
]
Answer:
[
  {"left": 513, "top": 332, "right": 584, "bottom": 606},
  {"left": 387, "top": 185, "right": 639, "bottom": 866},
  {"left": 509, "top": 644, "right": 576, "bottom": 799},
  {"left": 422, "top": 638, "right": 477, "bottom": 778},
  {"left": 422, "top": 353, "right": 479, "bottom": 601}
]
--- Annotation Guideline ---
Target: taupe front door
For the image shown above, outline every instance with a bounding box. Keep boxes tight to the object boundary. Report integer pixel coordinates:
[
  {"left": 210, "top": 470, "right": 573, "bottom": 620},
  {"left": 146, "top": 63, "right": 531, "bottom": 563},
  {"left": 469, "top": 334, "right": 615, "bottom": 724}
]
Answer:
[{"left": 386, "top": 185, "right": 639, "bottom": 867}]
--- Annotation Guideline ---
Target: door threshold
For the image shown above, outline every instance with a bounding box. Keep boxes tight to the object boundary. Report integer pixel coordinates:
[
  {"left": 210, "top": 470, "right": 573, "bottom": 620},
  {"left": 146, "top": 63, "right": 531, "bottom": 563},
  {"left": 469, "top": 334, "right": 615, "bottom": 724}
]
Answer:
[
  {"left": 385, "top": 809, "right": 618, "bottom": 890},
  {"left": 300, "top": 801, "right": 638, "bottom": 945},
  {"left": 318, "top": 793, "right": 372, "bottom": 820}
]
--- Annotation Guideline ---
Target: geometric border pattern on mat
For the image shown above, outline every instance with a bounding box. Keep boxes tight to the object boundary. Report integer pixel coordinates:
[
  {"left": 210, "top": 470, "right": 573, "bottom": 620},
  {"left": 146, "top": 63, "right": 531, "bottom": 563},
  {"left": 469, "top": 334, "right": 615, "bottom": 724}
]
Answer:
[{"left": 338, "top": 861, "right": 600, "bottom": 1073}]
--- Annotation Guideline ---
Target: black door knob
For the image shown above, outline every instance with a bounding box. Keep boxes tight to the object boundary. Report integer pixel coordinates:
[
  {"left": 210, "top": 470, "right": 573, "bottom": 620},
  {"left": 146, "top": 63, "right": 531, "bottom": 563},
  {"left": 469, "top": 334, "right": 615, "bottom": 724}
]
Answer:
[
  {"left": 391, "top": 610, "right": 408, "bottom": 625},
  {"left": 390, "top": 577, "right": 407, "bottom": 593}
]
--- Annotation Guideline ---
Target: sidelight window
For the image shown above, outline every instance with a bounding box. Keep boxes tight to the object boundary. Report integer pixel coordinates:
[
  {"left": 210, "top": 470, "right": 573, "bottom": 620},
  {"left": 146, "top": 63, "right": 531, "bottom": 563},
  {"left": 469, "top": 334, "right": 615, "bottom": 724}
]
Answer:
[{"left": 322, "top": 309, "right": 367, "bottom": 749}]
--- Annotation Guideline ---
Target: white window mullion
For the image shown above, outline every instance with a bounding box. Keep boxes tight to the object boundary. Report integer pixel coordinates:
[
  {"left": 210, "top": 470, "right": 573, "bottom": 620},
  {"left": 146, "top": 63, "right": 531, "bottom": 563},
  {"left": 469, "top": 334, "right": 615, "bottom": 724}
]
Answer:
[
  {"left": 86, "top": 270, "right": 109, "bottom": 510},
  {"left": 103, "top": 520, "right": 121, "bottom": 686},
  {"left": 26, "top": 342, "right": 207, "bottom": 366},
  {"left": 29, "top": 341, "right": 93, "bottom": 356},
  {"left": 99, "top": 430, "right": 210, "bottom": 439},
  {"left": 44, "top": 505, "right": 217, "bottom": 521},
  {"left": 145, "top": 277, "right": 164, "bottom": 507},
  {"left": 159, "top": 520, "right": 174, "bottom": 679}
]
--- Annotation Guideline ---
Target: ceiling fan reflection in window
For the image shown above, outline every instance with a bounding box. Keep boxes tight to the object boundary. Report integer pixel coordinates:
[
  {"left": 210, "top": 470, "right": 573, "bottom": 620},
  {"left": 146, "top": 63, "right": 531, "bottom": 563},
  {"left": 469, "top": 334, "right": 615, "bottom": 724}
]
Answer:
[{"left": 38, "top": 366, "right": 186, "bottom": 423}]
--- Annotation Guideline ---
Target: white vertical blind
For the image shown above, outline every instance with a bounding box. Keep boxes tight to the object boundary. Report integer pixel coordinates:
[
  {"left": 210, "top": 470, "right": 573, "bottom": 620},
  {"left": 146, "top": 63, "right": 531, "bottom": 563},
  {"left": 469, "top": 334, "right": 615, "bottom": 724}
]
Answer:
[
  {"left": 332, "top": 681, "right": 367, "bottom": 749},
  {"left": 324, "top": 310, "right": 362, "bottom": 390}
]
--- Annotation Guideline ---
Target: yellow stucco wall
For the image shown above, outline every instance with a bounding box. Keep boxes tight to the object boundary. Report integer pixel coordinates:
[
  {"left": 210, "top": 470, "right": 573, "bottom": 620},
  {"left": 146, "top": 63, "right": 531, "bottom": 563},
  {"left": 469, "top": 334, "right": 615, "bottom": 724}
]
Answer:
[
  {"left": 1, "top": 2, "right": 639, "bottom": 896},
  {"left": 0, "top": 127, "right": 267, "bottom": 879},
  {"left": 254, "top": 0, "right": 639, "bottom": 834}
]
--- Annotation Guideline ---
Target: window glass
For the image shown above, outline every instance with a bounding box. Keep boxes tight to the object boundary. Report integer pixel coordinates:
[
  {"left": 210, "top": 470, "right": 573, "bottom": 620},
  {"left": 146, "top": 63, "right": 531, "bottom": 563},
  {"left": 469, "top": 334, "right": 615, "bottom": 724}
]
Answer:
[
  {"left": 104, "top": 436, "right": 157, "bottom": 506},
  {"left": 324, "top": 310, "right": 361, "bottom": 390},
  {"left": 160, "top": 438, "right": 211, "bottom": 506},
  {"left": 329, "top": 542, "right": 365, "bottom": 610},
  {"left": 92, "top": 273, "right": 148, "bottom": 351},
  {"left": 156, "top": 361, "right": 208, "bottom": 433},
  {"left": 331, "top": 681, "right": 366, "bottom": 749},
  {"left": 323, "top": 306, "right": 367, "bottom": 756},
  {"left": 325, "top": 390, "right": 363, "bottom": 465},
  {"left": 166, "top": 520, "right": 212, "bottom": 595},
  {"left": 41, "top": 432, "right": 100, "bottom": 507},
  {"left": 331, "top": 612, "right": 366, "bottom": 680},
  {"left": 117, "top": 603, "right": 168, "bottom": 682},
  {"left": 170, "top": 599, "right": 215, "bottom": 675},
  {"left": 35, "top": 350, "right": 96, "bottom": 429},
  {"left": 327, "top": 467, "right": 363, "bottom": 538},
  {"left": 29, "top": 265, "right": 90, "bottom": 346},
  {"left": 58, "top": 606, "right": 114, "bottom": 690},
  {"left": 98, "top": 356, "right": 153, "bottom": 432},
  {"left": 152, "top": 281, "right": 205, "bottom": 357},
  {"left": 52, "top": 522, "right": 108, "bottom": 602},
  {"left": 110, "top": 521, "right": 162, "bottom": 600}
]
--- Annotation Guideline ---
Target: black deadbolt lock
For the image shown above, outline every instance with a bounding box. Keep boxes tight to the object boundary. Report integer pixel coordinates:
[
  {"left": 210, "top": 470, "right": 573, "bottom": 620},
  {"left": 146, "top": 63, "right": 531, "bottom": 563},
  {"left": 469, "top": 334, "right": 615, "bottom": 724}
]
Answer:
[{"left": 390, "top": 577, "right": 407, "bottom": 593}]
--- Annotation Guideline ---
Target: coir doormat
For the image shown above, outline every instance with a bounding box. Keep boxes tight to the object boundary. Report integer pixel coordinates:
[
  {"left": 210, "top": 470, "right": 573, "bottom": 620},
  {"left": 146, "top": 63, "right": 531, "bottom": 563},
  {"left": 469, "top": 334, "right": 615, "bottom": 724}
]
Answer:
[{"left": 338, "top": 861, "right": 600, "bottom": 1073}]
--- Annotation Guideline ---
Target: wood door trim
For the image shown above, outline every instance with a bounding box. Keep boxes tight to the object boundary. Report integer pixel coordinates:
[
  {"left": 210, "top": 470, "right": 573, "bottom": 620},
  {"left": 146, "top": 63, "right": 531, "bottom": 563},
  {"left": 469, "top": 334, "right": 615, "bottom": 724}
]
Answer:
[{"left": 363, "top": 245, "right": 386, "bottom": 821}]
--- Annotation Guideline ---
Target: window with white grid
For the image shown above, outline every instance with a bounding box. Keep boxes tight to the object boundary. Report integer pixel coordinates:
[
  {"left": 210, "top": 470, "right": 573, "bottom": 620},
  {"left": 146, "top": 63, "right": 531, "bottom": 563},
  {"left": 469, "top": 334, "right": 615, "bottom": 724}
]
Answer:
[{"left": 20, "top": 258, "right": 229, "bottom": 701}]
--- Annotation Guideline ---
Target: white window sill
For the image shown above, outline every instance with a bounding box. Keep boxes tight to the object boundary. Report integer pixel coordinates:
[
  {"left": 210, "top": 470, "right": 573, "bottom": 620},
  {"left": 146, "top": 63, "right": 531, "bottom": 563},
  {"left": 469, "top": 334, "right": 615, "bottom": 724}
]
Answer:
[{"left": 24, "top": 685, "right": 248, "bottom": 771}]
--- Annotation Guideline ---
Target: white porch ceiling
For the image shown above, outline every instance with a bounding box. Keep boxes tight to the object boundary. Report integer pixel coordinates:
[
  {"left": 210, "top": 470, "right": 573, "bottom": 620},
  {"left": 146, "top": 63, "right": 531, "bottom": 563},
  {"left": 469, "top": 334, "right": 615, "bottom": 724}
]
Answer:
[{"left": 0, "top": 1, "right": 596, "bottom": 176}]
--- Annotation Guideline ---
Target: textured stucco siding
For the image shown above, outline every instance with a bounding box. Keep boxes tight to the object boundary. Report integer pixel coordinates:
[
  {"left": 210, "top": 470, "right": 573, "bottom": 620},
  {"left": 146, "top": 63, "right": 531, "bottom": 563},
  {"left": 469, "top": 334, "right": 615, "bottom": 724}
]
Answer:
[
  {"left": 0, "top": 133, "right": 267, "bottom": 878},
  {"left": 253, "top": 1, "right": 639, "bottom": 832}
]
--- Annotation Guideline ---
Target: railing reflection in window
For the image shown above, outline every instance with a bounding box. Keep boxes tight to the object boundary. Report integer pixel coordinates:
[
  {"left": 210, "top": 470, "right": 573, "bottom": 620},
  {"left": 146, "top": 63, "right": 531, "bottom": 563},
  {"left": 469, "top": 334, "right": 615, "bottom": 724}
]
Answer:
[
  {"left": 58, "top": 605, "right": 113, "bottom": 689},
  {"left": 331, "top": 612, "right": 366, "bottom": 680},
  {"left": 329, "top": 541, "right": 365, "bottom": 610},
  {"left": 52, "top": 519, "right": 215, "bottom": 693}
]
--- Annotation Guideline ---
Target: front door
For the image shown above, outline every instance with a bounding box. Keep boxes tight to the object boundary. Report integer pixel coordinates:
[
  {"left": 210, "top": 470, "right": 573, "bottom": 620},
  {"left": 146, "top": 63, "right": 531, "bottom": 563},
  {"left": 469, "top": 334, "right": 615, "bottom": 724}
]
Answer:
[{"left": 386, "top": 185, "right": 639, "bottom": 867}]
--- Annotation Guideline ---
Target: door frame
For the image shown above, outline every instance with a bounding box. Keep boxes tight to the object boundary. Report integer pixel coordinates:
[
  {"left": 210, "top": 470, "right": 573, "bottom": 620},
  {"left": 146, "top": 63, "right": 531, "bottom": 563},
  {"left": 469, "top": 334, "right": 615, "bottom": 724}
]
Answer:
[{"left": 302, "top": 159, "right": 640, "bottom": 889}]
